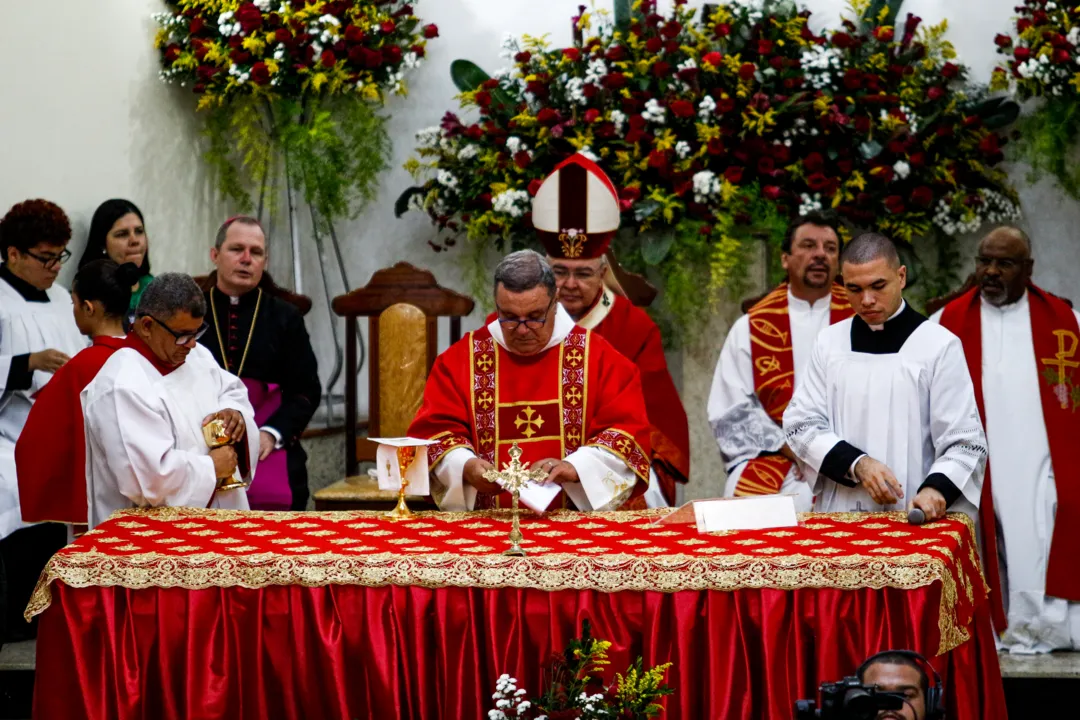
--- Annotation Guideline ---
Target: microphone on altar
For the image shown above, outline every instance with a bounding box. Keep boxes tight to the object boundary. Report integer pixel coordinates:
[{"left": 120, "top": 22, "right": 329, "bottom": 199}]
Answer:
[{"left": 907, "top": 508, "right": 926, "bottom": 526}]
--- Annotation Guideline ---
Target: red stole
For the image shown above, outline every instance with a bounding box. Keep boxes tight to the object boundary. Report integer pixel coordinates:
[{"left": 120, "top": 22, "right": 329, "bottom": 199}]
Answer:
[
  {"left": 735, "top": 284, "right": 853, "bottom": 496},
  {"left": 16, "top": 335, "right": 126, "bottom": 525},
  {"left": 940, "top": 285, "right": 1080, "bottom": 624}
]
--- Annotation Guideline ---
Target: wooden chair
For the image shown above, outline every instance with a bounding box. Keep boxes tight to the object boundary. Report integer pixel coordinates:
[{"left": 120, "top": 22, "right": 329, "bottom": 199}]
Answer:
[
  {"left": 333, "top": 262, "right": 475, "bottom": 477},
  {"left": 605, "top": 251, "right": 658, "bottom": 308}
]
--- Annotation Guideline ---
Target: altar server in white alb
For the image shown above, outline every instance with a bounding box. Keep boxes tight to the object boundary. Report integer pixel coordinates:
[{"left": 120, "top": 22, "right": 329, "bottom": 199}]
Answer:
[
  {"left": 783, "top": 233, "right": 987, "bottom": 521},
  {"left": 82, "top": 273, "right": 257, "bottom": 529},
  {"left": 932, "top": 226, "right": 1080, "bottom": 652},
  {"left": 708, "top": 211, "right": 850, "bottom": 512}
]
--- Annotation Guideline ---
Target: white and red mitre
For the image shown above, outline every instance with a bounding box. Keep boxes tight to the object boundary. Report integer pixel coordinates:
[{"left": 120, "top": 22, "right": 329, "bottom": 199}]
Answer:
[{"left": 532, "top": 154, "right": 620, "bottom": 259}]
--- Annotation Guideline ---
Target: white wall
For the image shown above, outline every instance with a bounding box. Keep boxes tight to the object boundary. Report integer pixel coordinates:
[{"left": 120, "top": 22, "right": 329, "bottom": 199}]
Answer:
[{"left": 2, "top": 1, "right": 1078, "bottom": 444}]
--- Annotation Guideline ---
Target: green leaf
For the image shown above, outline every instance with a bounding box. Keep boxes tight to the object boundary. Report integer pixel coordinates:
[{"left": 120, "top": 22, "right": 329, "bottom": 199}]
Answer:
[
  {"left": 970, "top": 97, "right": 1020, "bottom": 130},
  {"left": 859, "top": 140, "right": 884, "bottom": 160},
  {"left": 641, "top": 231, "right": 676, "bottom": 266},
  {"left": 614, "top": 0, "right": 632, "bottom": 32},
  {"left": 895, "top": 239, "right": 921, "bottom": 288},
  {"left": 863, "top": 0, "right": 905, "bottom": 31},
  {"left": 449, "top": 60, "right": 515, "bottom": 114},
  {"left": 633, "top": 199, "right": 661, "bottom": 223},
  {"left": 395, "top": 186, "right": 427, "bottom": 218}
]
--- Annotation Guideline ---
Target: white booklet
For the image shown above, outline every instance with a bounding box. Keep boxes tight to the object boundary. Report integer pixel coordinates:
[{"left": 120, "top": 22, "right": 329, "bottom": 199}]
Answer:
[
  {"left": 367, "top": 437, "right": 435, "bottom": 495},
  {"left": 654, "top": 495, "right": 798, "bottom": 533}
]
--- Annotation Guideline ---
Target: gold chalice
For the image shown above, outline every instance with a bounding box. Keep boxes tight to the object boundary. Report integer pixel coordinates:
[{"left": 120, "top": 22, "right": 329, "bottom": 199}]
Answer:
[
  {"left": 383, "top": 445, "right": 417, "bottom": 521},
  {"left": 203, "top": 418, "right": 248, "bottom": 491}
]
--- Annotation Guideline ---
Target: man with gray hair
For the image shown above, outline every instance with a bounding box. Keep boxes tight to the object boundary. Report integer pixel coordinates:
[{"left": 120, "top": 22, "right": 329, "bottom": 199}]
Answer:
[
  {"left": 932, "top": 226, "right": 1080, "bottom": 651},
  {"left": 783, "top": 232, "right": 987, "bottom": 524},
  {"left": 409, "top": 250, "right": 653, "bottom": 512},
  {"left": 81, "top": 273, "right": 258, "bottom": 528}
]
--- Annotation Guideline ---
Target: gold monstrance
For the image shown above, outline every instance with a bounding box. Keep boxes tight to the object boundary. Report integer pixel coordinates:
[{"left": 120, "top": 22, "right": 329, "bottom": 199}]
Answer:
[
  {"left": 483, "top": 442, "right": 546, "bottom": 556},
  {"left": 203, "top": 418, "right": 248, "bottom": 491},
  {"left": 383, "top": 445, "right": 418, "bottom": 521}
]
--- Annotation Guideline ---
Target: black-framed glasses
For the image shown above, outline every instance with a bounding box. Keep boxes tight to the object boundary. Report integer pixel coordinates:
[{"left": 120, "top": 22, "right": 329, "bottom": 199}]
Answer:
[
  {"left": 23, "top": 248, "right": 71, "bottom": 269},
  {"left": 552, "top": 266, "right": 600, "bottom": 282},
  {"left": 976, "top": 256, "right": 1030, "bottom": 271},
  {"left": 144, "top": 315, "right": 209, "bottom": 346},
  {"left": 496, "top": 299, "right": 555, "bottom": 330}
]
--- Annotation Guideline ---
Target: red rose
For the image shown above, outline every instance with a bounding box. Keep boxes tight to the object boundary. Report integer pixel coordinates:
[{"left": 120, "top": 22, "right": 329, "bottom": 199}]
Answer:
[
  {"left": 537, "top": 108, "right": 560, "bottom": 126},
  {"left": 583, "top": 83, "right": 598, "bottom": 99},
  {"left": 320, "top": 49, "right": 337, "bottom": 67},
  {"left": 360, "top": 47, "right": 382, "bottom": 68},
  {"left": 707, "top": 138, "right": 724, "bottom": 155},
  {"left": 836, "top": 159, "right": 854, "bottom": 175},
  {"left": 423, "top": 23, "right": 439, "bottom": 39},
  {"left": 648, "top": 149, "right": 669, "bottom": 171},
  {"left": 235, "top": 3, "right": 263, "bottom": 34},
  {"left": 1054, "top": 48, "right": 1071, "bottom": 64},
  {"left": 927, "top": 86, "right": 945, "bottom": 101},
  {"left": 724, "top": 166, "right": 744, "bottom": 184},
  {"left": 482, "top": 78, "right": 499, "bottom": 90},
  {"left": 995, "top": 33, "right": 1012, "bottom": 48},
  {"left": 618, "top": 185, "right": 641, "bottom": 210},
  {"left": 872, "top": 165, "right": 894, "bottom": 184},
  {"left": 1033, "top": 11, "right": 1049, "bottom": 26},
  {"left": 528, "top": 179, "right": 543, "bottom": 196},
  {"left": 665, "top": 40, "right": 680, "bottom": 55},
  {"left": 979, "top": 133, "right": 1001, "bottom": 155},
  {"left": 873, "top": 26, "right": 894, "bottom": 43},
  {"left": 763, "top": 185, "right": 783, "bottom": 200},
  {"left": 383, "top": 45, "right": 402, "bottom": 63},
  {"left": 714, "top": 23, "right": 731, "bottom": 37},
  {"left": 164, "top": 44, "right": 181, "bottom": 63},
  {"left": 602, "top": 73, "right": 627, "bottom": 89},
  {"left": 1017, "top": 18, "right": 1032, "bottom": 33},
  {"left": 936, "top": 125, "right": 954, "bottom": 138},
  {"left": 475, "top": 91, "right": 492, "bottom": 108},
  {"left": 908, "top": 152, "right": 926, "bottom": 168},
  {"left": 854, "top": 116, "right": 872, "bottom": 134},
  {"left": 803, "top": 152, "right": 825, "bottom": 173},
  {"left": 703, "top": 51, "right": 723, "bottom": 67},
  {"left": 772, "top": 144, "right": 790, "bottom": 164},
  {"left": 250, "top": 61, "right": 271, "bottom": 85},
  {"left": 513, "top": 151, "right": 531, "bottom": 169},
  {"left": 911, "top": 186, "right": 934, "bottom": 208},
  {"left": 670, "top": 100, "right": 694, "bottom": 118},
  {"left": 646, "top": 37, "right": 663, "bottom": 54},
  {"left": 515, "top": 51, "right": 532, "bottom": 64},
  {"left": 465, "top": 124, "right": 484, "bottom": 141},
  {"left": 563, "top": 47, "right": 581, "bottom": 61},
  {"left": 769, "top": 56, "right": 784, "bottom": 70},
  {"left": 606, "top": 45, "right": 626, "bottom": 62},
  {"left": 717, "top": 95, "right": 735, "bottom": 113},
  {"left": 584, "top": 108, "right": 601, "bottom": 123},
  {"left": 196, "top": 65, "right": 218, "bottom": 82},
  {"left": 806, "top": 172, "right": 831, "bottom": 192},
  {"left": 527, "top": 80, "right": 549, "bottom": 99},
  {"left": 381, "top": 21, "right": 396, "bottom": 34},
  {"left": 653, "top": 61, "right": 672, "bottom": 77},
  {"left": 843, "top": 69, "right": 863, "bottom": 90},
  {"left": 344, "top": 25, "right": 364, "bottom": 44},
  {"left": 1014, "top": 46, "right": 1031, "bottom": 61},
  {"left": 739, "top": 62, "right": 755, "bottom": 80},
  {"left": 831, "top": 32, "right": 855, "bottom": 49},
  {"left": 757, "top": 39, "right": 774, "bottom": 55},
  {"left": 189, "top": 16, "right": 206, "bottom": 35},
  {"left": 276, "top": 27, "right": 294, "bottom": 44},
  {"left": 941, "top": 62, "right": 959, "bottom": 79},
  {"left": 412, "top": 44, "right": 426, "bottom": 58},
  {"left": 758, "top": 157, "right": 775, "bottom": 174},
  {"left": 884, "top": 195, "right": 906, "bottom": 214},
  {"left": 661, "top": 21, "right": 682, "bottom": 39}
]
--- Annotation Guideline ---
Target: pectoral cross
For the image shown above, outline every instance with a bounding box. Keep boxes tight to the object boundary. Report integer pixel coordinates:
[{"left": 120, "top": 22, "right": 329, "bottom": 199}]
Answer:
[{"left": 483, "top": 443, "right": 547, "bottom": 556}]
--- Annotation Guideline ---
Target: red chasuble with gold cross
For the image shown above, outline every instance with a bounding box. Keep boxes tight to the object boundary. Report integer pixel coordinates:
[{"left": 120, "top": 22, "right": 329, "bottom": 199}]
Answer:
[{"left": 409, "top": 324, "right": 652, "bottom": 509}]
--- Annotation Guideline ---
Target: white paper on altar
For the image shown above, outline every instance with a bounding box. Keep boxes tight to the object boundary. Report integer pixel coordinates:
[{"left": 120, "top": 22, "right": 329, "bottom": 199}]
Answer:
[
  {"left": 654, "top": 495, "right": 799, "bottom": 533},
  {"left": 516, "top": 481, "right": 563, "bottom": 514},
  {"left": 369, "top": 437, "right": 434, "bottom": 495}
]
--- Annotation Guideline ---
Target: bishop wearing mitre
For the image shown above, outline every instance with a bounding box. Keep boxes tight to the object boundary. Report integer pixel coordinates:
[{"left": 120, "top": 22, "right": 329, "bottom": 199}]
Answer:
[{"left": 409, "top": 157, "right": 653, "bottom": 512}]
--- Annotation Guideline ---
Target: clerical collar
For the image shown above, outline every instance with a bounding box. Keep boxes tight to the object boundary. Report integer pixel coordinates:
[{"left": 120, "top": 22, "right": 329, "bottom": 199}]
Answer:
[
  {"left": 576, "top": 286, "right": 615, "bottom": 330},
  {"left": 488, "top": 303, "right": 576, "bottom": 354},
  {"left": 213, "top": 285, "right": 258, "bottom": 308},
  {"left": 123, "top": 334, "right": 183, "bottom": 376},
  {"left": 850, "top": 301, "right": 926, "bottom": 355},
  {"left": 0, "top": 263, "right": 49, "bottom": 302}
]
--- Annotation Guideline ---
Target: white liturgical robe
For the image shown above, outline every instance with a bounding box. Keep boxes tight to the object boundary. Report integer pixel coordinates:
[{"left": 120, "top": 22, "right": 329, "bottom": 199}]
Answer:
[
  {"left": 708, "top": 290, "right": 832, "bottom": 511},
  {"left": 784, "top": 303, "right": 987, "bottom": 518},
  {"left": 82, "top": 342, "right": 256, "bottom": 529},
  {"left": 932, "top": 293, "right": 1080, "bottom": 652},
  {"left": 0, "top": 275, "right": 86, "bottom": 538}
]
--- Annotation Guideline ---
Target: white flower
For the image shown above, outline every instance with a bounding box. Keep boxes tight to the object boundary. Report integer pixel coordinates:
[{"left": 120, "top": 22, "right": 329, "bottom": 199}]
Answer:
[
  {"left": 692, "top": 171, "right": 720, "bottom": 204},
  {"left": 319, "top": 14, "right": 340, "bottom": 26},
  {"left": 458, "top": 144, "right": 479, "bottom": 161},
  {"left": 677, "top": 58, "right": 697, "bottom": 73},
  {"left": 500, "top": 33, "right": 522, "bottom": 60},
  {"left": 493, "top": 189, "right": 531, "bottom": 218},
  {"left": 506, "top": 136, "right": 526, "bottom": 154},
  {"left": 565, "top": 77, "right": 587, "bottom": 105},
  {"left": 254, "top": 0, "right": 271, "bottom": 9},
  {"left": 579, "top": 146, "right": 599, "bottom": 162},
  {"left": 675, "top": 141, "right": 691, "bottom": 159},
  {"left": 610, "top": 109, "right": 627, "bottom": 135},
  {"left": 698, "top": 95, "right": 717, "bottom": 121},
  {"left": 436, "top": 170, "right": 459, "bottom": 191},
  {"left": 642, "top": 98, "right": 666, "bottom": 124},
  {"left": 892, "top": 161, "right": 911, "bottom": 180},
  {"left": 799, "top": 193, "right": 823, "bottom": 216},
  {"left": 584, "top": 58, "right": 608, "bottom": 85},
  {"left": 415, "top": 127, "right": 442, "bottom": 148}
]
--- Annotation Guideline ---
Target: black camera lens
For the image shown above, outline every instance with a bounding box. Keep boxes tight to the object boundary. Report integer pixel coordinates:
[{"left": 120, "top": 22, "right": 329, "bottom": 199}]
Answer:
[{"left": 844, "top": 688, "right": 879, "bottom": 720}]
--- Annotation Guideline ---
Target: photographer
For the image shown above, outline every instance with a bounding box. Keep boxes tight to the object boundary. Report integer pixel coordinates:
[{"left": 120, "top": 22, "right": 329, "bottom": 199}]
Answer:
[
  {"left": 857, "top": 651, "right": 939, "bottom": 720},
  {"left": 796, "top": 649, "right": 943, "bottom": 720}
]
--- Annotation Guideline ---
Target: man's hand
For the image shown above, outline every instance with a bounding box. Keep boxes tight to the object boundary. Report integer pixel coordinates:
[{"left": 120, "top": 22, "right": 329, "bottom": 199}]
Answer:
[
  {"left": 258, "top": 431, "right": 276, "bottom": 461},
  {"left": 911, "top": 488, "right": 947, "bottom": 522},
  {"left": 463, "top": 458, "right": 500, "bottom": 493},
  {"left": 530, "top": 458, "right": 580, "bottom": 486},
  {"left": 28, "top": 349, "right": 70, "bottom": 374},
  {"left": 202, "top": 410, "right": 246, "bottom": 442},
  {"left": 854, "top": 456, "right": 904, "bottom": 505},
  {"left": 210, "top": 445, "right": 238, "bottom": 480}
]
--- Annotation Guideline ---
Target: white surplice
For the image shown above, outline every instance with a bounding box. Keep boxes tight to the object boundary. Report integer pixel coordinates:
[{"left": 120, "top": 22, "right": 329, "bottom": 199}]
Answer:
[
  {"left": 707, "top": 290, "right": 832, "bottom": 512},
  {"left": 784, "top": 303, "right": 986, "bottom": 519},
  {"left": 434, "top": 305, "right": 641, "bottom": 512},
  {"left": 931, "top": 294, "right": 1080, "bottom": 652},
  {"left": 0, "top": 279, "right": 87, "bottom": 538},
  {"left": 81, "top": 343, "right": 257, "bottom": 529}
]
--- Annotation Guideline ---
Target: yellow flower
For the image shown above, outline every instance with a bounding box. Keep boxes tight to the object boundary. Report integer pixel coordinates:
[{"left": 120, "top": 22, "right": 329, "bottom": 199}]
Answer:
[
  {"left": 242, "top": 35, "right": 266, "bottom": 55},
  {"left": 743, "top": 107, "right": 777, "bottom": 135}
]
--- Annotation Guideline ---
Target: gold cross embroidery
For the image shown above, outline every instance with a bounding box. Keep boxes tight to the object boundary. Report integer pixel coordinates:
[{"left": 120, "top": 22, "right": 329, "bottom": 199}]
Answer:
[
  {"left": 514, "top": 406, "right": 545, "bottom": 438},
  {"left": 565, "top": 386, "right": 583, "bottom": 407},
  {"left": 1041, "top": 329, "right": 1079, "bottom": 409},
  {"left": 477, "top": 390, "right": 494, "bottom": 410},
  {"left": 477, "top": 354, "right": 494, "bottom": 372},
  {"left": 616, "top": 438, "right": 632, "bottom": 454},
  {"left": 565, "top": 349, "right": 584, "bottom": 367}
]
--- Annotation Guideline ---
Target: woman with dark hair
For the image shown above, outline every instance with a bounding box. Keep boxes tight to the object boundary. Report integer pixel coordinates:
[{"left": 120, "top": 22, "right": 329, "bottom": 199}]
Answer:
[
  {"left": 78, "top": 199, "right": 154, "bottom": 319},
  {"left": 15, "top": 259, "right": 143, "bottom": 536}
]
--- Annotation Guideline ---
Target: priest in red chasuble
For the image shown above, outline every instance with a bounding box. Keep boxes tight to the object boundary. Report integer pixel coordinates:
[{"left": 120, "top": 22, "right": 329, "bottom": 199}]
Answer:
[{"left": 409, "top": 218, "right": 652, "bottom": 511}]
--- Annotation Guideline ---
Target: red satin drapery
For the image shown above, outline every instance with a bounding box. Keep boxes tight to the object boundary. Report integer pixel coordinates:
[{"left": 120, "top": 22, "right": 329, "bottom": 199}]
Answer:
[{"left": 35, "top": 581, "right": 1005, "bottom": 720}]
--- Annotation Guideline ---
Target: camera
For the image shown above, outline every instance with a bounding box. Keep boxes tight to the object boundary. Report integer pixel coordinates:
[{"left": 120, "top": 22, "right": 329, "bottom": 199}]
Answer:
[{"left": 794, "top": 676, "right": 906, "bottom": 719}]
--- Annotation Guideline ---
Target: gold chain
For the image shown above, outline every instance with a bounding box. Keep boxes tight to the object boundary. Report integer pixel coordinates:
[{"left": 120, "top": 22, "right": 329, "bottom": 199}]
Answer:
[{"left": 210, "top": 288, "right": 262, "bottom": 376}]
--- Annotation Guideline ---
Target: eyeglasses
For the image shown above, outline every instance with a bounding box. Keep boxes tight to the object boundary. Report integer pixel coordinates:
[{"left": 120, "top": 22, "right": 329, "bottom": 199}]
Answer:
[
  {"left": 975, "top": 256, "right": 1030, "bottom": 271},
  {"left": 552, "top": 267, "right": 601, "bottom": 282},
  {"left": 496, "top": 299, "right": 555, "bottom": 330},
  {"left": 144, "top": 315, "right": 209, "bottom": 345},
  {"left": 23, "top": 248, "right": 71, "bottom": 269}
]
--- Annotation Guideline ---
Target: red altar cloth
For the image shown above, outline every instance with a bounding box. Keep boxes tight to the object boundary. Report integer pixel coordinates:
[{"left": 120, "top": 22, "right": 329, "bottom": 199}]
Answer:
[{"left": 28, "top": 509, "right": 1005, "bottom": 720}]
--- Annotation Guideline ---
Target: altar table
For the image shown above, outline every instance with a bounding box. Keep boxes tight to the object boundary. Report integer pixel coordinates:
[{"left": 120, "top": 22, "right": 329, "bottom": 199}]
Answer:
[{"left": 27, "top": 508, "right": 1005, "bottom": 719}]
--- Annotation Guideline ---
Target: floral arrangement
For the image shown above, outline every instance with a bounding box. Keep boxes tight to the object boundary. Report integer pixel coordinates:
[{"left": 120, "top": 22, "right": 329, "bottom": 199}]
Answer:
[
  {"left": 992, "top": 1, "right": 1080, "bottom": 198},
  {"left": 401, "top": 0, "right": 1019, "bottom": 333},
  {"left": 488, "top": 621, "right": 673, "bottom": 720},
  {"left": 154, "top": 0, "right": 438, "bottom": 223}
]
